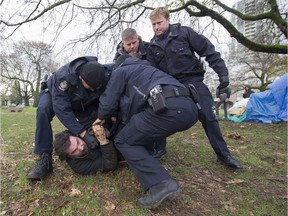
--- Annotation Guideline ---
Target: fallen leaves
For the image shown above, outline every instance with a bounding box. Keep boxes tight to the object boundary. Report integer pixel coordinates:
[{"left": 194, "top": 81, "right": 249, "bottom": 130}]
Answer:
[
  {"left": 69, "top": 187, "right": 81, "bottom": 197},
  {"left": 105, "top": 201, "right": 116, "bottom": 210},
  {"left": 225, "top": 179, "right": 244, "bottom": 184},
  {"left": 227, "top": 132, "right": 242, "bottom": 140}
]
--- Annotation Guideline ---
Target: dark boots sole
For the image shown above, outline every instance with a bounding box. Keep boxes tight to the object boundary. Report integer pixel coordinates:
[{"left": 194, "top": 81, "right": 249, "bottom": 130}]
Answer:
[{"left": 138, "top": 187, "right": 181, "bottom": 209}]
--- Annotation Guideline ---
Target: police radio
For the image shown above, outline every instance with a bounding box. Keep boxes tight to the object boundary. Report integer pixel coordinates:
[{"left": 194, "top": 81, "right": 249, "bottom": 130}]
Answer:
[{"left": 148, "top": 85, "right": 168, "bottom": 114}]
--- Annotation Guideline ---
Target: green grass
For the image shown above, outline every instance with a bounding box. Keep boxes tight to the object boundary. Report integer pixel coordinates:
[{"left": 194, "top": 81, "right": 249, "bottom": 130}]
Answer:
[{"left": 1, "top": 107, "right": 287, "bottom": 215}]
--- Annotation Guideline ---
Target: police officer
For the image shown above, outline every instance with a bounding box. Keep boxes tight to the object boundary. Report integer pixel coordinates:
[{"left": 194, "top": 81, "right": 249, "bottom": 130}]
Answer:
[
  {"left": 53, "top": 124, "right": 118, "bottom": 175},
  {"left": 113, "top": 27, "right": 150, "bottom": 62},
  {"left": 113, "top": 27, "right": 167, "bottom": 159},
  {"left": 27, "top": 56, "right": 113, "bottom": 180},
  {"left": 94, "top": 55, "right": 199, "bottom": 208},
  {"left": 147, "top": 7, "right": 243, "bottom": 170}
]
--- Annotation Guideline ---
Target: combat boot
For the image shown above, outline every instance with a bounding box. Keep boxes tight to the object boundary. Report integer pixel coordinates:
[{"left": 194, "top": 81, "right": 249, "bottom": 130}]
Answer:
[
  {"left": 137, "top": 178, "right": 181, "bottom": 209},
  {"left": 27, "top": 152, "right": 53, "bottom": 180}
]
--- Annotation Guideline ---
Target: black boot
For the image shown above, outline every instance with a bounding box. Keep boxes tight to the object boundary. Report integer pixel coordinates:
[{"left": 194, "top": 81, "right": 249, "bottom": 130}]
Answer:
[
  {"left": 217, "top": 155, "right": 243, "bottom": 170},
  {"left": 137, "top": 178, "right": 181, "bottom": 209},
  {"left": 27, "top": 152, "right": 53, "bottom": 180}
]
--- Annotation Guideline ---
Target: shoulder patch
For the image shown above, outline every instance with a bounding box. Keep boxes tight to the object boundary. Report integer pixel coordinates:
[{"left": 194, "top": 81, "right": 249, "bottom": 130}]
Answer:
[{"left": 59, "top": 80, "right": 68, "bottom": 91}]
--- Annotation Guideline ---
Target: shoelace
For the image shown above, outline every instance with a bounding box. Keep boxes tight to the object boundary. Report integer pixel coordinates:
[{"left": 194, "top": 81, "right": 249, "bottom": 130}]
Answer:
[{"left": 37, "top": 154, "right": 51, "bottom": 170}]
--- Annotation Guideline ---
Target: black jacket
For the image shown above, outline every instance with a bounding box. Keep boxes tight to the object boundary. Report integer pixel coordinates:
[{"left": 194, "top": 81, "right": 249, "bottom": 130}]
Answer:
[
  {"left": 113, "top": 38, "right": 150, "bottom": 62},
  {"left": 66, "top": 142, "right": 118, "bottom": 175},
  {"left": 47, "top": 56, "right": 111, "bottom": 135},
  {"left": 147, "top": 23, "right": 228, "bottom": 80},
  {"left": 98, "top": 57, "right": 185, "bottom": 123}
]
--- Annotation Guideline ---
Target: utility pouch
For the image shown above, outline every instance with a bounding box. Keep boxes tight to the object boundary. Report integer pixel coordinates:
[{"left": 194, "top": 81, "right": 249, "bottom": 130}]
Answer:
[
  {"left": 188, "top": 84, "right": 202, "bottom": 110},
  {"left": 148, "top": 85, "right": 168, "bottom": 114}
]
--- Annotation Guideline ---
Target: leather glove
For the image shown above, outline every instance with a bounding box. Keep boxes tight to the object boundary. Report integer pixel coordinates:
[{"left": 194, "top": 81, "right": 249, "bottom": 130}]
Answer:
[
  {"left": 40, "top": 74, "right": 49, "bottom": 91},
  {"left": 82, "top": 132, "right": 99, "bottom": 149},
  {"left": 217, "top": 76, "right": 229, "bottom": 90}
]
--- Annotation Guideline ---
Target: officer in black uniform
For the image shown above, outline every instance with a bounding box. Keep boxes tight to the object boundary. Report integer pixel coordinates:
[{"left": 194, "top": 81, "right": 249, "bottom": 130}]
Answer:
[
  {"left": 113, "top": 27, "right": 167, "bottom": 159},
  {"left": 113, "top": 27, "right": 150, "bottom": 62},
  {"left": 27, "top": 56, "right": 114, "bottom": 180},
  {"left": 147, "top": 7, "right": 243, "bottom": 170},
  {"left": 94, "top": 55, "right": 199, "bottom": 209}
]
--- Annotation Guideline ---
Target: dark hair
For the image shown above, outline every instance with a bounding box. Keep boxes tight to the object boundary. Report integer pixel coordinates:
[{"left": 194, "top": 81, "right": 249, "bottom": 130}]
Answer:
[{"left": 53, "top": 130, "right": 73, "bottom": 161}]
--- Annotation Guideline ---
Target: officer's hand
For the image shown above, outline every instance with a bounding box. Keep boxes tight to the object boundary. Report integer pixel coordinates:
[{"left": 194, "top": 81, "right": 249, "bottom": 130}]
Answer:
[
  {"left": 217, "top": 76, "right": 229, "bottom": 90},
  {"left": 82, "top": 131, "right": 99, "bottom": 149}
]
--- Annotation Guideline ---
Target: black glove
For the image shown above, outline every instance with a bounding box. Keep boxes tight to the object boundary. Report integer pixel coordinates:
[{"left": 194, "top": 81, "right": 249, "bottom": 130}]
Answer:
[
  {"left": 40, "top": 74, "right": 49, "bottom": 91},
  {"left": 82, "top": 132, "right": 99, "bottom": 149},
  {"left": 217, "top": 76, "right": 229, "bottom": 90}
]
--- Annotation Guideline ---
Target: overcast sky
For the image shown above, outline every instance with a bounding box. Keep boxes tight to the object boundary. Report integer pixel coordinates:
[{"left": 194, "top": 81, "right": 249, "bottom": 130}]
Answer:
[{"left": 1, "top": 0, "right": 239, "bottom": 64}]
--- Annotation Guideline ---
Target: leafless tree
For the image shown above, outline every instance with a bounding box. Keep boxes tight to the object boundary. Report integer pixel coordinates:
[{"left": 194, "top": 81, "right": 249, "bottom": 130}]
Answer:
[
  {"left": 0, "top": 0, "right": 287, "bottom": 55},
  {"left": 230, "top": 50, "right": 287, "bottom": 92},
  {"left": 0, "top": 41, "right": 58, "bottom": 106}
]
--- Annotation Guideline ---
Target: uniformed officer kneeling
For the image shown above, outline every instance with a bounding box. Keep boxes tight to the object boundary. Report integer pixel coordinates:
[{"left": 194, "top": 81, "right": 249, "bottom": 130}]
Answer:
[
  {"left": 94, "top": 55, "right": 199, "bottom": 209},
  {"left": 27, "top": 56, "right": 113, "bottom": 180}
]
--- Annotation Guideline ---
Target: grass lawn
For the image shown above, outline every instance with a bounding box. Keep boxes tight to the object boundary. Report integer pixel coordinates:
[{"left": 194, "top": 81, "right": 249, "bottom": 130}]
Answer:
[{"left": 1, "top": 107, "right": 287, "bottom": 215}]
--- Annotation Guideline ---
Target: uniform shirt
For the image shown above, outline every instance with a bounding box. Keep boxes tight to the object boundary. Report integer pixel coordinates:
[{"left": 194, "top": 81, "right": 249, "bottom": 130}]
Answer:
[
  {"left": 97, "top": 57, "right": 185, "bottom": 123},
  {"left": 147, "top": 23, "right": 228, "bottom": 79},
  {"left": 47, "top": 56, "right": 110, "bottom": 135}
]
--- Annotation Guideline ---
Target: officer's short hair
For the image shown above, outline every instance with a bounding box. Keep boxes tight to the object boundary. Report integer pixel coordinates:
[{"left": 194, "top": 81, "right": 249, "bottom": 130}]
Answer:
[
  {"left": 150, "top": 7, "right": 170, "bottom": 20},
  {"left": 121, "top": 28, "right": 138, "bottom": 41},
  {"left": 54, "top": 130, "right": 72, "bottom": 161}
]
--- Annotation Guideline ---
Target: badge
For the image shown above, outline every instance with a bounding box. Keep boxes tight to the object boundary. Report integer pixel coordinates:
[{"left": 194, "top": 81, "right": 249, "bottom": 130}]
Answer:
[{"left": 59, "top": 80, "right": 68, "bottom": 91}]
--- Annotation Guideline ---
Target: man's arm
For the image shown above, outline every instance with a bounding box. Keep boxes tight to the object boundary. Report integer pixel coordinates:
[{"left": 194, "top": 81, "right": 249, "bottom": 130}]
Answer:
[
  {"left": 186, "top": 27, "right": 229, "bottom": 82},
  {"left": 66, "top": 125, "right": 118, "bottom": 175},
  {"left": 50, "top": 71, "right": 86, "bottom": 136}
]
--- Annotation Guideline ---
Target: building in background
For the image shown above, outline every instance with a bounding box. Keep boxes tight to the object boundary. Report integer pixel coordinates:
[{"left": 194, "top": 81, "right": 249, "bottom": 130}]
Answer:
[{"left": 227, "top": 0, "right": 287, "bottom": 101}]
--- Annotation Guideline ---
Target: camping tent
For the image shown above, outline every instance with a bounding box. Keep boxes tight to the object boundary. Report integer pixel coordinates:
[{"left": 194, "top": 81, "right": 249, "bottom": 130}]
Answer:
[
  {"left": 227, "top": 73, "right": 287, "bottom": 123},
  {"left": 245, "top": 73, "right": 287, "bottom": 123}
]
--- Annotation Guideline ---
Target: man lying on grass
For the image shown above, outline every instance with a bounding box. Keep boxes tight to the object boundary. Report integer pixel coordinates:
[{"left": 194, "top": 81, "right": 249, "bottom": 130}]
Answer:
[{"left": 53, "top": 124, "right": 118, "bottom": 175}]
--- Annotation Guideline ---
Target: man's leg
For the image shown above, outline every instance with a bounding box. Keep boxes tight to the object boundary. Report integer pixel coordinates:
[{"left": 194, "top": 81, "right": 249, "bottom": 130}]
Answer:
[
  {"left": 115, "top": 97, "right": 197, "bottom": 208},
  {"left": 183, "top": 78, "right": 243, "bottom": 170},
  {"left": 27, "top": 92, "right": 55, "bottom": 180},
  {"left": 223, "top": 102, "right": 228, "bottom": 119},
  {"left": 215, "top": 101, "right": 221, "bottom": 120},
  {"left": 114, "top": 114, "right": 179, "bottom": 208}
]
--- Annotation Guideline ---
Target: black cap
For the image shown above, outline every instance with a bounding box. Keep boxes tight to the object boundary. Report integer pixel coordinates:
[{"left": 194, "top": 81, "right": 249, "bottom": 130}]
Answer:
[{"left": 80, "top": 62, "right": 106, "bottom": 90}]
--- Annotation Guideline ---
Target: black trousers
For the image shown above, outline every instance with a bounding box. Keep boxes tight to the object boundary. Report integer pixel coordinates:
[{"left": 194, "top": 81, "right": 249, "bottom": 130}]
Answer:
[
  {"left": 114, "top": 96, "right": 198, "bottom": 190},
  {"left": 180, "top": 76, "right": 231, "bottom": 157}
]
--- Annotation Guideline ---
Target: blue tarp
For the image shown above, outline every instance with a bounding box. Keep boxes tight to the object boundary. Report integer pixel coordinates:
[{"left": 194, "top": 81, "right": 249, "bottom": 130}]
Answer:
[{"left": 245, "top": 73, "right": 287, "bottom": 123}]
